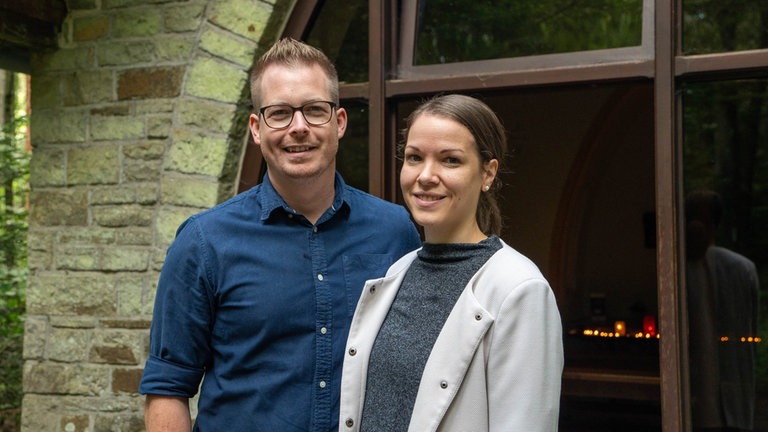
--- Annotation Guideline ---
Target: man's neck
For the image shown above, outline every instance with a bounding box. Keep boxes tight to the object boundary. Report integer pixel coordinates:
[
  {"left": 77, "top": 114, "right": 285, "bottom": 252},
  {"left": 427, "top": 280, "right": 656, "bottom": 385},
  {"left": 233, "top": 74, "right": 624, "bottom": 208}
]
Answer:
[{"left": 269, "top": 172, "right": 336, "bottom": 225}]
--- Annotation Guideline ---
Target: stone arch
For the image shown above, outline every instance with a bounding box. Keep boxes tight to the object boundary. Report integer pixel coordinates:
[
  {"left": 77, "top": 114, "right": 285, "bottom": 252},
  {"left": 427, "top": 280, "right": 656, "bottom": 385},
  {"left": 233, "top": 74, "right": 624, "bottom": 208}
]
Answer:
[{"left": 22, "top": 1, "right": 293, "bottom": 430}]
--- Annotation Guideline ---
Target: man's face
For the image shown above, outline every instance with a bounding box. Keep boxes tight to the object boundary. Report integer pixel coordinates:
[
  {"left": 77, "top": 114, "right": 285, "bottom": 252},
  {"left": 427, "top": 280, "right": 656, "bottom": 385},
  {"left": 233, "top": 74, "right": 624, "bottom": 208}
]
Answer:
[{"left": 249, "top": 63, "right": 347, "bottom": 186}]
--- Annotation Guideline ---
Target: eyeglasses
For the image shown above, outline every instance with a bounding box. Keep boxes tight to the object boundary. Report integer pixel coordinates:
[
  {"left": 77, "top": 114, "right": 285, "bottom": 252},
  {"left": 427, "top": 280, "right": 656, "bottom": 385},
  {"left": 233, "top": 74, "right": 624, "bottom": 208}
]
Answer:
[{"left": 258, "top": 101, "right": 337, "bottom": 129}]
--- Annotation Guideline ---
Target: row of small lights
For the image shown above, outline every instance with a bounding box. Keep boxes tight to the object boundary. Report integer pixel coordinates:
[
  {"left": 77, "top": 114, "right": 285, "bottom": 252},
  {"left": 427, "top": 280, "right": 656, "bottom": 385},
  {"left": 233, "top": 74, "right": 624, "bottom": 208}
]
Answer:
[
  {"left": 582, "top": 329, "right": 660, "bottom": 339},
  {"left": 580, "top": 329, "right": 763, "bottom": 343}
]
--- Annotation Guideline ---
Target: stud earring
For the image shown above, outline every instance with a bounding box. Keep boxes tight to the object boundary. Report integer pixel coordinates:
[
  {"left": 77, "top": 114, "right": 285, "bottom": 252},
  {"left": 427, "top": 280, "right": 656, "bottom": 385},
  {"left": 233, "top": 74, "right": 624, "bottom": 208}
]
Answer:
[{"left": 483, "top": 185, "right": 490, "bottom": 191}]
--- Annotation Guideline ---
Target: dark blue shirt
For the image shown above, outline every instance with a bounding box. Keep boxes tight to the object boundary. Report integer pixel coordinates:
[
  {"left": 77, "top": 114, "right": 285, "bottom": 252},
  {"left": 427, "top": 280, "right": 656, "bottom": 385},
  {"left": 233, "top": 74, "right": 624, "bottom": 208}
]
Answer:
[{"left": 139, "top": 173, "right": 420, "bottom": 431}]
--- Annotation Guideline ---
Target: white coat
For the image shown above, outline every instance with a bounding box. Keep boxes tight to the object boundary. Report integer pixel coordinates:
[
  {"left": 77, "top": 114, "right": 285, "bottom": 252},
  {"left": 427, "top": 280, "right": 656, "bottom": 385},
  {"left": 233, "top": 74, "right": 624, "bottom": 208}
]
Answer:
[{"left": 340, "top": 240, "right": 564, "bottom": 432}]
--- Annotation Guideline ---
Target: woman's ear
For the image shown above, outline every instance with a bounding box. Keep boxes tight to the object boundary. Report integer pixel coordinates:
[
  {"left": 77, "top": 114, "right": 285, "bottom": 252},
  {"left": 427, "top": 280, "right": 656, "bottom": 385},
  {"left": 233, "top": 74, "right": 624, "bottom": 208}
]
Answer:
[{"left": 484, "top": 158, "right": 499, "bottom": 185}]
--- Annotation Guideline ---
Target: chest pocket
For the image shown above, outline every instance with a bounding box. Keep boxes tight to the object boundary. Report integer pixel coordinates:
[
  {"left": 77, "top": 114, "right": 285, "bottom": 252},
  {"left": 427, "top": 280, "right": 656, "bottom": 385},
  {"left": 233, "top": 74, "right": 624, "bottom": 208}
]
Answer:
[{"left": 343, "top": 254, "right": 395, "bottom": 316}]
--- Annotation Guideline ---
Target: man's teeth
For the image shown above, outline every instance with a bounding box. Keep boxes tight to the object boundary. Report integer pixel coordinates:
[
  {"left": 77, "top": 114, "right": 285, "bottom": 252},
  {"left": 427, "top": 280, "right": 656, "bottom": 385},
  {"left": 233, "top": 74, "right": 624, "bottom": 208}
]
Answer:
[{"left": 287, "top": 146, "right": 311, "bottom": 153}]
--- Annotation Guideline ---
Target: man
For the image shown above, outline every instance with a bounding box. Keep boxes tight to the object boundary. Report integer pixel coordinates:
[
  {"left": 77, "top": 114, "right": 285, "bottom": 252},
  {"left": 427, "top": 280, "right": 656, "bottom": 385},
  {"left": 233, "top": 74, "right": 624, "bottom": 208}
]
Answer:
[
  {"left": 139, "top": 38, "right": 421, "bottom": 431},
  {"left": 685, "top": 189, "right": 759, "bottom": 432}
]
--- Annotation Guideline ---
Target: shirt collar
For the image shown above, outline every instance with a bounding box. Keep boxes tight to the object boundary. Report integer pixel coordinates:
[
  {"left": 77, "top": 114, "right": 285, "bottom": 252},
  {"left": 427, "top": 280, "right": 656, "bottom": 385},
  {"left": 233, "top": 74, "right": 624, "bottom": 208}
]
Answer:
[{"left": 259, "top": 171, "right": 349, "bottom": 222}]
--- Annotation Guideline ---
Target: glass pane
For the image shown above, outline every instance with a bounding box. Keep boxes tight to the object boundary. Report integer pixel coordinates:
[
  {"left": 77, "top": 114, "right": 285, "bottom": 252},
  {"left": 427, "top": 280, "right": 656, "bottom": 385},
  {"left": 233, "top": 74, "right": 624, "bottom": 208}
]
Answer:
[
  {"left": 337, "top": 99, "right": 369, "bottom": 192},
  {"left": 305, "top": 0, "right": 368, "bottom": 84},
  {"left": 682, "top": 79, "right": 768, "bottom": 431},
  {"left": 682, "top": 0, "right": 768, "bottom": 55},
  {"left": 414, "top": 0, "right": 643, "bottom": 65},
  {"left": 397, "top": 83, "right": 660, "bottom": 430}
]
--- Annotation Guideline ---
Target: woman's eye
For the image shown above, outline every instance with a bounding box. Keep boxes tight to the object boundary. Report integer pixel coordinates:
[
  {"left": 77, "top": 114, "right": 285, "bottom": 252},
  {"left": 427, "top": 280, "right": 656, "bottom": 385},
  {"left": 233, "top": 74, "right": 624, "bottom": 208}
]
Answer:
[
  {"left": 405, "top": 154, "right": 421, "bottom": 162},
  {"left": 444, "top": 157, "right": 460, "bottom": 165}
]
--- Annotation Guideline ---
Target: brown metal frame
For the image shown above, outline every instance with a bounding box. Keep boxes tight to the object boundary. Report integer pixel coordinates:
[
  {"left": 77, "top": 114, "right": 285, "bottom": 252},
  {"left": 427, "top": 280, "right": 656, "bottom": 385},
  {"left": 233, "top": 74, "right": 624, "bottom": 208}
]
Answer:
[{"left": 243, "top": 2, "right": 768, "bottom": 429}]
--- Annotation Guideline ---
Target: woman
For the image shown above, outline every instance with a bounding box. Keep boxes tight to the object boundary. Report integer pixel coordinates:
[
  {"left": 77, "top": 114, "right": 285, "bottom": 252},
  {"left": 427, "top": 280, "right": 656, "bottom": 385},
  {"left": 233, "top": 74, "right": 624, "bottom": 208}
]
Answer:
[{"left": 339, "top": 94, "right": 563, "bottom": 432}]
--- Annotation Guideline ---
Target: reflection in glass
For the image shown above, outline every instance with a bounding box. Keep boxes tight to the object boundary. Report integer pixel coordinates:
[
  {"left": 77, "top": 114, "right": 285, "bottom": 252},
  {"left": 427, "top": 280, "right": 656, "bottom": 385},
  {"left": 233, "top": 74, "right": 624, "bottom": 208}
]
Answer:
[
  {"left": 682, "top": 0, "right": 768, "bottom": 55},
  {"left": 337, "top": 99, "right": 369, "bottom": 192},
  {"left": 683, "top": 79, "right": 768, "bottom": 431},
  {"left": 414, "top": 0, "right": 642, "bottom": 65},
  {"left": 305, "top": 0, "right": 368, "bottom": 84}
]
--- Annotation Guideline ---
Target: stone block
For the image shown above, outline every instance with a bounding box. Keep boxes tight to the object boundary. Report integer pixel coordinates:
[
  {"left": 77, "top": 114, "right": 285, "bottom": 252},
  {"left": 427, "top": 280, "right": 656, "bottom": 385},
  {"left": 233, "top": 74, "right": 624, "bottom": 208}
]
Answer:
[
  {"left": 57, "top": 227, "right": 116, "bottom": 245},
  {"left": 31, "top": 110, "right": 87, "bottom": 143},
  {"left": 90, "top": 115, "right": 145, "bottom": 141},
  {"left": 26, "top": 275, "right": 116, "bottom": 315},
  {"left": 185, "top": 57, "right": 248, "bottom": 103},
  {"left": 29, "top": 147, "right": 66, "bottom": 187},
  {"left": 73, "top": 14, "right": 109, "bottom": 41},
  {"left": 68, "top": 145, "right": 120, "bottom": 184},
  {"left": 94, "top": 413, "right": 145, "bottom": 432},
  {"left": 24, "top": 362, "right": 109, "bottom": 395},
  {"left": 63, "top": 70, "right": 114, "bottom": 106},
  {"left": 154, "top": 34, "right": 195, "bottom": 62},
  {"left": 50, "top": 316, "right": 98, "bottom": 328},
  {"left": 166, "top": 130, "right": 229, "bottom": 177},
  {"left": 209, "top": 0, "right": 271, "bottom": 42},
  {"left": 115, "top": 228, "right": 153, "bottom": 246},
  {"left": 135, "top": 99, "right": 175, "bottom": 114},
  {"left": 200, "top": 24, "right": 258, "bottom": 67},
  {"left": 111, "top": 368, "right": 143, "bottom": 393},
  {"left": 30, "top": 74, "right": 61, "bottom": 109},
  {"left": 147, "top": 115, "right": 172, "bottom": 138},
  {"left": 92, "top": 204, "right": 153, "bottom": 227},
  {"left": 118, "top": 67, "right": 185, "bottom": 100},
  {"left": 113, "top": 7, "right": 162, "bottom": 38},
  {"left": 101, "top": 247, "right": 150, "bottom": 271},
  {"left": 90, "top": 329, "right": 143, "bottom": 364},
  {"left": 100, "top": 318, "right": 152, "bottom": 330},
  {"left": 161, "top": 175, "right": 220, "bottom": 208},
  {"left": 61, "top": 415, "right": 90, "bottom": 432},
  {"left": 31, "top": 47, "right": 95, "bottom": 71},
  {"left": 97, "top": 40, "right": 155, "bottom": 66},
  {"left": 23, "top": 316, "right": 48, "bottom": 359},
  {"left": 29, "top": 189, "right": 89, "bottom": 226},
  {"left": 155, "top": 206, "right": 198, "bottom": 245},
  {"left": 55, "top": 246, "right": 100, "bottom": 271},
  {"left": 47, "top": 328, "right": 91, "bottom": 362},
  {"left": 178, "top": 97, "right": 238, "bottom": 131},
  {"left": 124, "top": 158, "right": 163, "bottom": 181},
  {"left": 164, "top": 2, "right": 205, "bottom": 32}
]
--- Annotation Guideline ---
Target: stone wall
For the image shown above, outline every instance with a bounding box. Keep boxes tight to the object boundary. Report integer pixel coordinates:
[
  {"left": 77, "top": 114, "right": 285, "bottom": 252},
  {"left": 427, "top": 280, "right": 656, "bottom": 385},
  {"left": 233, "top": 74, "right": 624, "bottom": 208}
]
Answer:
[{"left": 22, "top": 1, "right": 293, "bottom": 430}]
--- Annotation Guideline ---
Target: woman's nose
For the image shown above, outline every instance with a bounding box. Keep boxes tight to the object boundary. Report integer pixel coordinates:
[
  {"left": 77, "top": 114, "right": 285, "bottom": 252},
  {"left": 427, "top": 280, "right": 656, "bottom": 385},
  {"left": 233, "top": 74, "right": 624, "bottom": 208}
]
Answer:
[{"left": 417, "top": 163, "right": 438, "bottom": 185}]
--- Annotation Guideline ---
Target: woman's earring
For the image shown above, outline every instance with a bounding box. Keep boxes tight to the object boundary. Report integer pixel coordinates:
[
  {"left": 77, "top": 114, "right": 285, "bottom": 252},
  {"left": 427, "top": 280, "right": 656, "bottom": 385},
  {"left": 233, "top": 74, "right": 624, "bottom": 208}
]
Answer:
[{"left": 483, "top": 185, "right": 490, "bottom": 191}]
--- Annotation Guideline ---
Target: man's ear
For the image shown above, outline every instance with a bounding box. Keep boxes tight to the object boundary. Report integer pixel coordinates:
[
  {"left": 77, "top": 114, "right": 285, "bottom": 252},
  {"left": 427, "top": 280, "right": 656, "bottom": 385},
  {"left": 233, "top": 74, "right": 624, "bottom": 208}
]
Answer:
[
  {"left": 249, "top": 113, "right": 261, "bottom": 146},
  {"left": 336, "top": 107, "right": 348, "bottom": 139}
]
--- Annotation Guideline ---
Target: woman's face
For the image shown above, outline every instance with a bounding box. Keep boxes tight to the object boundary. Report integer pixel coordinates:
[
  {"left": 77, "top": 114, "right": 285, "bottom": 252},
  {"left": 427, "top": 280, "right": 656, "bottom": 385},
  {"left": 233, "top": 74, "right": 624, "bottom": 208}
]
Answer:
[{"left": 400, "top": 114, "right": 497, "bottom": 243}]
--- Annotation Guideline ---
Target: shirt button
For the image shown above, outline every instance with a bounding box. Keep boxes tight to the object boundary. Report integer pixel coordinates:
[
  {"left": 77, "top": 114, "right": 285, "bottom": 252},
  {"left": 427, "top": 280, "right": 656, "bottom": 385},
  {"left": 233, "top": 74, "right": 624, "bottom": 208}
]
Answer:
[
  {"left": 317, "top": 274, "right": 324, "bottom": 281},
  {"left": 320, "top": 327, "right": 328, "bottom": 334},
  {"left": 345, "top": 418, "right": 354, "bottom": 428},
  {"left": 313, "top": 226, "right": 318, "bottom": 233},
  {"left": 319, "top": 380, "right": 326, "bottom": 388}
]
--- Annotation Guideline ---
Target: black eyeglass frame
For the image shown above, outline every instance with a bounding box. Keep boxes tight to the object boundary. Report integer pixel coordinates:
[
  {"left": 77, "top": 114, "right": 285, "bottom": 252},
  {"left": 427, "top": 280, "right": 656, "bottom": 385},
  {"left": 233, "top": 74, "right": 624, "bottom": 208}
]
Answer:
[{"left": 258, "top": 101, "right": 338, "bottom": 129}]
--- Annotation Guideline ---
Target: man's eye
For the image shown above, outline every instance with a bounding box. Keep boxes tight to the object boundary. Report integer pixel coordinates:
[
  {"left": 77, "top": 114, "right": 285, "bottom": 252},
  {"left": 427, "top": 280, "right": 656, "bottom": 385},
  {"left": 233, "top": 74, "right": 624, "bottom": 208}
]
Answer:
[{"left": 268, "top": 108, "right": 291, "bottom": 118}]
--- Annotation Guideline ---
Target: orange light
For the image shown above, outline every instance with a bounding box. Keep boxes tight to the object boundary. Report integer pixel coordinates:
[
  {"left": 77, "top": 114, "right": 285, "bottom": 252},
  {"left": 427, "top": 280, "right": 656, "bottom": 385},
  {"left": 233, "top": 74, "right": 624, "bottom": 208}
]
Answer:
[{"left": 614, "top": 321, "right": 626, "bottom": 336}]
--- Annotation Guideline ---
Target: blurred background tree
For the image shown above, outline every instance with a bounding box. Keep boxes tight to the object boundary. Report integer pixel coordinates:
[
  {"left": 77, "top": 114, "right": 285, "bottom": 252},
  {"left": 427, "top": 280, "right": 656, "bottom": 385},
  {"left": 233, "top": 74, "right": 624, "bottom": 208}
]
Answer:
[{"left": 0, "top": 70, "right": 29, "bottom": 432}]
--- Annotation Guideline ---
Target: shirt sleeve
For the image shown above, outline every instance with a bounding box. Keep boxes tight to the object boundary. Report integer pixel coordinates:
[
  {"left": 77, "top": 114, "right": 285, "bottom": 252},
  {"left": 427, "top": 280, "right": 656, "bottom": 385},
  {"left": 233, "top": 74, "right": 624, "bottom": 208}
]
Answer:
[{"left": 139, "top": 218, "right": 213, "bottom": 397}]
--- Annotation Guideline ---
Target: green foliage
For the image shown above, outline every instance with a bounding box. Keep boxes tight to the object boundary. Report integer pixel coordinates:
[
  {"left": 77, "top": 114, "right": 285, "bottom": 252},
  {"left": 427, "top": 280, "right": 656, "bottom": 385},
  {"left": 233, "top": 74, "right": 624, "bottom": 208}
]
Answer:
[
  {"left": 414, "top": 0, "right": 643, "bottom": 65},
  {"left": 0, "top": 106, "right": 28, "bottom": 415}
]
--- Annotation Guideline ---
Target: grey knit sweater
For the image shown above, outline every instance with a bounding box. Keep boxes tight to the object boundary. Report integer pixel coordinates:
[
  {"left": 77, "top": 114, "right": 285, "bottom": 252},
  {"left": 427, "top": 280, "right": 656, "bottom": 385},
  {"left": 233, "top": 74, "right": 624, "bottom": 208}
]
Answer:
[{"left": 360, "top": 235, "right": 502, "bottom": 431}]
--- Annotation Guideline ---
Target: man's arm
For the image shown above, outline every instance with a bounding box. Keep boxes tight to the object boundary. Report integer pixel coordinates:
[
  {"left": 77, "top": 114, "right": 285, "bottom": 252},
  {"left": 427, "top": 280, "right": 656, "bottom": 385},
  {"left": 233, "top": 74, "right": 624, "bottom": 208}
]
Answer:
[{"left": 145, "top": 395, "right": 192, "bottom": 432}]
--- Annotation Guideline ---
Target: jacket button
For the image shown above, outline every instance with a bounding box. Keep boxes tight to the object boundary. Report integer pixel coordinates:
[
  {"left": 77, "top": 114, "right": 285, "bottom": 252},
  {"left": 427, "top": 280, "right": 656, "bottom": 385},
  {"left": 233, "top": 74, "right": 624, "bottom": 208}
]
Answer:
[
  {"left": 475, "top": 313, "right": 482, "bottom": 321},
  {"left": 345, "top": 418, "right": 354, "bottom": 427},
  {"left": 369, "top": 285, "right": 377, "bottom": 294},
  {"left": 440, "top": 380, "right": 448, "bottom": 389},
  {"left": 348, "top": 347, "right": 357, "bottom": 356}
]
